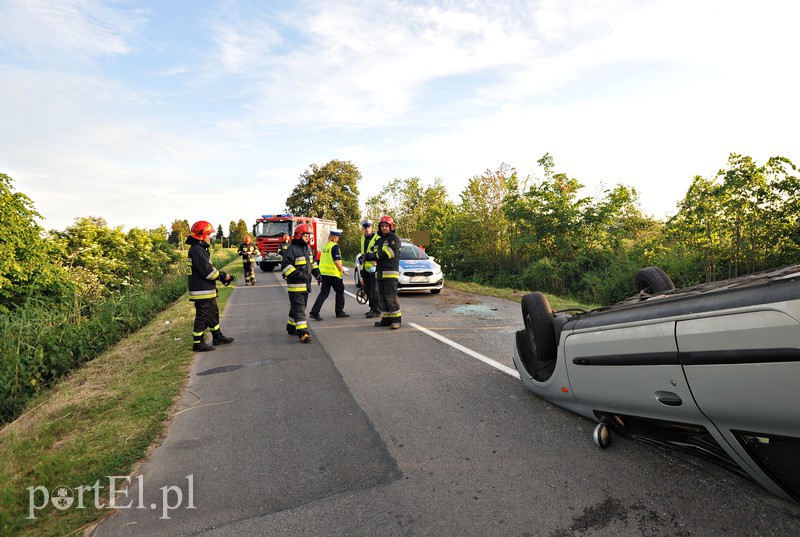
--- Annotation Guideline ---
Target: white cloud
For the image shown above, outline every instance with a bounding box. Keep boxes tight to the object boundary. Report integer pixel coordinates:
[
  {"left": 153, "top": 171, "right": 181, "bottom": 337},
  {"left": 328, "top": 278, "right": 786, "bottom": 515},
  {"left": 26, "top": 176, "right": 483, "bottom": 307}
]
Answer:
[
  {"left": 0, "top": 0, "right": 143, "bottom": 65},
  {"left": 2, "top": 0, "right": 798, "bottom": 232}
]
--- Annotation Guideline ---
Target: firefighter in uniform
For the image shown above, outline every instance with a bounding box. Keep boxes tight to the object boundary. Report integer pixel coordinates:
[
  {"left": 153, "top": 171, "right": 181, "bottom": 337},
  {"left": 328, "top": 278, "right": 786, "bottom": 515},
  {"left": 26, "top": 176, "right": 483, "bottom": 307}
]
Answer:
[
  {"left": 309, "top": 229, "right": 349, "bottom": 320},
  {"left": 280, "top": 224, "right": 321, "bottom": 343},
  {"left": 186, "top": 220, "right": 236, "bottom": 351},
  {"left": 358, "top": 219, "right": 381, "bottom": 318},
  {"left": 364, "top": 215, "right": 402, "bottom": 329},
  {"left": 277, "top": 233, "right": 291, "bottom": 260},
  {"left": 237, "top": 235, "right": 258, "bottom": 285}
]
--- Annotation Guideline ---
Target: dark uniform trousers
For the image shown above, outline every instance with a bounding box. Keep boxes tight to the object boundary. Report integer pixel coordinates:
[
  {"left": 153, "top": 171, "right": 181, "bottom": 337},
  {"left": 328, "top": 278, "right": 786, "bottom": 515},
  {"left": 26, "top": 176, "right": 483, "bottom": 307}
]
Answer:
[
  {"left": 311, "top": 275, "right": 345, "bottom": 316},
  {"left": 376, "top": 279, "right": 401, "bottom": 326},
  {"left": 193, "top": 299, "right": 220, "bottom": 344},
  {"left": 362, "top": 269, "right": 379, "bottom": 312}
]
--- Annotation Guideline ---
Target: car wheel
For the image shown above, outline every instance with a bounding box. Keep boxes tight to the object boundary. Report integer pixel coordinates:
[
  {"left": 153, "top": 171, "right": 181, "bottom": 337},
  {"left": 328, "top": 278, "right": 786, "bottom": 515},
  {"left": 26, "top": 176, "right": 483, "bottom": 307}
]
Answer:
[
  {"left": 430, "top": 288, "right": 441, "bottom": 294},
  {"left": 635, "top": 266, "right": 675, "bottom": 294},
  {"left": 520, "top": 292, "right": 558, "bottom": 381},
  {"left": 356, "top": 288, "right": 368, "bottom": 305}
]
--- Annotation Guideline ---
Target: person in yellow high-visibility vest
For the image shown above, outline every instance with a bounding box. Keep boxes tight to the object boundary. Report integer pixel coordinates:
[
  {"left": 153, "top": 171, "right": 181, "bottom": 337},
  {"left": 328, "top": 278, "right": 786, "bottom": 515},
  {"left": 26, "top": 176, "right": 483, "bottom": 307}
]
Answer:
[{"left": 309, "top": 229, "right": 350, "bottom": 321}]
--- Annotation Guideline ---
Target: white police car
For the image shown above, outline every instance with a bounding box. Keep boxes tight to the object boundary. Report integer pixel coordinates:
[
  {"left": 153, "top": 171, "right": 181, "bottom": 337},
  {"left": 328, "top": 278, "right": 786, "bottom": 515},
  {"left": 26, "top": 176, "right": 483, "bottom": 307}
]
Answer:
[{"left": 398, "top": 240, "right": 443, "bottom": 294}]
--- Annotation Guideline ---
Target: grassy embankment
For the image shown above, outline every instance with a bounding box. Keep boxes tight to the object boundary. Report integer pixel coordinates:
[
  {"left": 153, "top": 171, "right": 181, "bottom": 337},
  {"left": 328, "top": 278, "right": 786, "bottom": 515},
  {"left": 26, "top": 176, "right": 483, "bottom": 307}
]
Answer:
[
  {"left": 0, "top": 270, "right": 593, "bottom": 536},
  {"left": 0, "top": 256, "right": 239, "bottom": 536}
]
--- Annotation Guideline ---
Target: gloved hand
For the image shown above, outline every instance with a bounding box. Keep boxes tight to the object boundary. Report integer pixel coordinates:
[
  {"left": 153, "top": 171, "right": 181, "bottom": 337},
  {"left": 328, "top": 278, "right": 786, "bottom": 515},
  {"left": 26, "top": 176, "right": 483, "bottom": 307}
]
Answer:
[
  {"left": 222, "top": 273, "right": 237, "bottom": 286},
  {"left": 316, "top": 278, "right": 322, "bottom": 286}
]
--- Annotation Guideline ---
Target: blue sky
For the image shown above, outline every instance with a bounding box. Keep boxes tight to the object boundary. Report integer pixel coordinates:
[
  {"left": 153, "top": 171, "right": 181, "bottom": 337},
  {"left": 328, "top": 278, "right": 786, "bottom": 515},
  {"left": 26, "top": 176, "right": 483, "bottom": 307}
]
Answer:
[{"left": 1, "top": 0, "right": 797, "bottom": 232}]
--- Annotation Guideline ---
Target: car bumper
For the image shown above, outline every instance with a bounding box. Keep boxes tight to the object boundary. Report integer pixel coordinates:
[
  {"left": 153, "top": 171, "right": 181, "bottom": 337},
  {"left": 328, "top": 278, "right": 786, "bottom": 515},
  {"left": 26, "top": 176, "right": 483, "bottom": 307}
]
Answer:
[
  {"left": 255, "top": 253, "right": 282, "bottom": 263},
  {"left": 398, "top": 277, "right": 443, "bottom": 292}
]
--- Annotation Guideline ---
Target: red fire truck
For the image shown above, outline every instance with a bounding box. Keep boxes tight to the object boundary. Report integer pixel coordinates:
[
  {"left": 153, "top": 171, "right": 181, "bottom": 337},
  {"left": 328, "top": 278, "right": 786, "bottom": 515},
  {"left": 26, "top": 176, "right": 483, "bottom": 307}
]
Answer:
[{"left": 252, "top": 214, "right": 337, "bottom": 272}]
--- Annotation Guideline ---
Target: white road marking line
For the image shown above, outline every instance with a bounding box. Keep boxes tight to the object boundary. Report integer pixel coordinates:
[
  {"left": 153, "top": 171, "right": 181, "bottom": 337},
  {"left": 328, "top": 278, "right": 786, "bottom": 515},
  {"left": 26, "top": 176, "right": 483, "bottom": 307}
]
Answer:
[
  {"left": 344, "top": 284, "right": 518, "bottom": 378},
  {"left": 408, "top": 322, "right": 521, "bottom": 379}
]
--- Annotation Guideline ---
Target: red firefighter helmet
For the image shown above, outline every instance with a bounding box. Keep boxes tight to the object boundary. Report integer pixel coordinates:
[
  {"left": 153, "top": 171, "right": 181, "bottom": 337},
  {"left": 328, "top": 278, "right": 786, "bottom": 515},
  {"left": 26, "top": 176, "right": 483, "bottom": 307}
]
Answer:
[
  {"left": 293, "top": 223, "right": 312, "bottom": 239},
  {"left": 378, "top": 215, "right": 395, "bottom": 231},
  {"left": 244, "top": 235, "right": 251, "bottom": 243},
  {"left": 190, "top": 220, "right": 215, "bottom": 240}
]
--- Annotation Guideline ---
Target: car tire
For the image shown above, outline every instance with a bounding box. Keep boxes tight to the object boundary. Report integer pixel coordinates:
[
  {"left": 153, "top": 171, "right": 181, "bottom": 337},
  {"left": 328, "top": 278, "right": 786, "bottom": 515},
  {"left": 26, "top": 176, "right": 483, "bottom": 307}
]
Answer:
[
  {"left": 259, "top": 262, "right": 276, "bottom": 272},
  {"left": 635, "top": 266, "right": 675, "bottom": 294},
  {"left": 520, "top": 292, "right": 558, "bottom": 381}
]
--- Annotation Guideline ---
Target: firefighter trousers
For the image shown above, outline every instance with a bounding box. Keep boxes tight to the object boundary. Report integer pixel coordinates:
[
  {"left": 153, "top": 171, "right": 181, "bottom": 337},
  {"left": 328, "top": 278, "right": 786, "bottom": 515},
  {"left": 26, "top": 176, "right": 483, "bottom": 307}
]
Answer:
[
  {"left": 376, "top": 279, "right": 401, "bottom": 326},
  {"left": 192, "top": 298, "right": 220, "bottom": 344},
  {"left": 242, "top": 260, "right": 256, "bottom": 283},
  {"left": 287, "top": 289, "right": 310, "bottom": 338}
]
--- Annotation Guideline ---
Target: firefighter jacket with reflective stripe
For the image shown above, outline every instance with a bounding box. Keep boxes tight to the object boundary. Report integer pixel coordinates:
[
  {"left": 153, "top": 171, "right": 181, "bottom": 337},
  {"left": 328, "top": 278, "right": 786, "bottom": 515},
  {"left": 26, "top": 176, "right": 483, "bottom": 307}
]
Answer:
[
  {"left": 365, "top": 231, "right": 400, "bottom": 280},
  {"left": 360, "top": 233, "right": 378, "bottom": 271},
  {"left": 186, "top": 237, "right": 223, "bottom": 301},
  {"left": 281, "top": 238, "right": 320, "bottom": 292},
  {"left": 277, "top": 241, "right": 289, "bottom": 259},
  {"left": 237, "top": 242, "right": 258, "bottom": 261},
  {"left": 318, "top": 240, "right": 342, "bottom": 278}
]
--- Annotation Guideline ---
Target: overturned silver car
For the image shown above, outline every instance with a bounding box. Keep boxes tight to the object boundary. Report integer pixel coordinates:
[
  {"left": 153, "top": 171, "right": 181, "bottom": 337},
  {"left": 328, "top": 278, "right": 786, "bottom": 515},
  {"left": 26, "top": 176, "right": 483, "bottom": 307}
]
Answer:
[{"left": 513, "top": 265, "right": 800, "bottom": 503}]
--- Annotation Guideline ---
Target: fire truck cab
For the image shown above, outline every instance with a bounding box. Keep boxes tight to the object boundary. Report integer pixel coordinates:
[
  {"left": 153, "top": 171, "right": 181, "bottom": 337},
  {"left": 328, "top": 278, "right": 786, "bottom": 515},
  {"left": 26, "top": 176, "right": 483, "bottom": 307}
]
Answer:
[{"left": 252, "top": 214, "right": 337, "bottom": 272}]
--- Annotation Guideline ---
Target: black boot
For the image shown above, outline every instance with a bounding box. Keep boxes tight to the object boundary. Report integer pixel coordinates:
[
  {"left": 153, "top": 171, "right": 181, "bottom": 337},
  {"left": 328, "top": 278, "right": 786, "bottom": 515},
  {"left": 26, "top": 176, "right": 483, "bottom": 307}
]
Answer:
[
  {"left": 212, "top": 331, "right": 234, "bottom": 345},
  {"left": 193, "top": 342, "right": 215, "bottom": 352}
]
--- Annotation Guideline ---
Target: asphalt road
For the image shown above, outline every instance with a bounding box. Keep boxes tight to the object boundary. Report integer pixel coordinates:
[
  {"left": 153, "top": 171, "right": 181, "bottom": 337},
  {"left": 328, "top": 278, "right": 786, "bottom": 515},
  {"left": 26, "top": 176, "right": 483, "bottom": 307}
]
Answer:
[{"left": 94, "top": 270, "right": 800, "bottom": 536}]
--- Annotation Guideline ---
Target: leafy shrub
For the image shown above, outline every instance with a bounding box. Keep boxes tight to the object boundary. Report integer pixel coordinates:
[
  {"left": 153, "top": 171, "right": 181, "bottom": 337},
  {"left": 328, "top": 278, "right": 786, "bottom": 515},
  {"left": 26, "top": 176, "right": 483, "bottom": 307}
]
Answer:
[{"left": 519, "top": 257, "right": 565, "bottom": 295}]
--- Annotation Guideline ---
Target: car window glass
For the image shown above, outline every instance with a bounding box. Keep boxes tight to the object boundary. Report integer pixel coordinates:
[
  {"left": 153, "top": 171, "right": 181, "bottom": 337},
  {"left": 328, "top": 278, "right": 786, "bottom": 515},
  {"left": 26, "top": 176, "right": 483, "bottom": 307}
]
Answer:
[{"left": 399, "top": 243, "right": 428, "bottom": 260}]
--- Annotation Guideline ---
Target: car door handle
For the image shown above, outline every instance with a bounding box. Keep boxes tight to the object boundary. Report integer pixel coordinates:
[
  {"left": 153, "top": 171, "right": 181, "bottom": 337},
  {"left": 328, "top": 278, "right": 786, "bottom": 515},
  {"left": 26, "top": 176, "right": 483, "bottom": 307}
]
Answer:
[{"left": 655, "top": 391, "right": 683, "bottom": 406}]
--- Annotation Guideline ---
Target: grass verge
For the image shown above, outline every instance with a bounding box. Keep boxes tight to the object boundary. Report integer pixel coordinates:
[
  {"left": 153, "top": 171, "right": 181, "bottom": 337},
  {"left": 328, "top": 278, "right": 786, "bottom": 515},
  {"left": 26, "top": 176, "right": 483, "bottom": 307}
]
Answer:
[
  {"left": 0, "top": 258, "right": 239, "bottom": 537},
  {"left": 444, "top": 280, "right": 599, "bottom": 311}
]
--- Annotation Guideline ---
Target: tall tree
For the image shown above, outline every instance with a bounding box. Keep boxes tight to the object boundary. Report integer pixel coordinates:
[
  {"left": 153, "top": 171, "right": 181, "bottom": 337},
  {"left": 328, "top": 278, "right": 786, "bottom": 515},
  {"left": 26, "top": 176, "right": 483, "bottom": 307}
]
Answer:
[
  {"left": 364, "top": 177, "right": 455, "bottom": 250},
  {"left": 168, "top": 219, "right": 190, "bottom": 247},
  {"left": 286, "top": 160, "right": 361, "bottom": 253},
  {"left": 228, "top": 219, "right": 250, "bottom": 246},
  {"left": 505, "top": 156, "right": 589, "bottom": 265},
  {"left": 666, "top": 154, "right": 800, "bottom": 282},
  {"left": 440, "top": 164, "right": 517, "bottom": 279}
]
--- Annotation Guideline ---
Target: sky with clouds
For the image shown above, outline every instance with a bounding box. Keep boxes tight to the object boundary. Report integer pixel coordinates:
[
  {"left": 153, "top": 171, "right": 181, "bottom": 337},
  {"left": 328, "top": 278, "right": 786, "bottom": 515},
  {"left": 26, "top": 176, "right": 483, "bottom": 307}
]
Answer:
[{"left": 1, "top": 0, "right": 797, "bottom": 232}]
